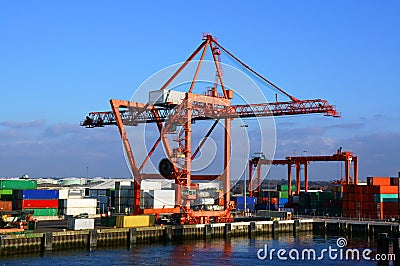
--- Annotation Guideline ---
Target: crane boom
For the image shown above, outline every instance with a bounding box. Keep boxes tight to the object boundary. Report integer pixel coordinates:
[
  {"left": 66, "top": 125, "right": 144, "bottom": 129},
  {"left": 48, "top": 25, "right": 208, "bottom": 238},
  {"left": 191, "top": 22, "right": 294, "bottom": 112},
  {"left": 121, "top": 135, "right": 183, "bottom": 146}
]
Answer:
[{"left": 81, "top": 98, "right": 339, "bottom": 127}]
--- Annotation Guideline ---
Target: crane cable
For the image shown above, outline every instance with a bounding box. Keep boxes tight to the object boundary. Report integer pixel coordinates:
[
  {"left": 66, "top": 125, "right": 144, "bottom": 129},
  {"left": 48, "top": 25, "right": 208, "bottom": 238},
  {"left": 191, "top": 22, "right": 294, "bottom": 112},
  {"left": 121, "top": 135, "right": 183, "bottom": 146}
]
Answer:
[{"left": 212, "top": 39, "right": 299, "bottom": 102}]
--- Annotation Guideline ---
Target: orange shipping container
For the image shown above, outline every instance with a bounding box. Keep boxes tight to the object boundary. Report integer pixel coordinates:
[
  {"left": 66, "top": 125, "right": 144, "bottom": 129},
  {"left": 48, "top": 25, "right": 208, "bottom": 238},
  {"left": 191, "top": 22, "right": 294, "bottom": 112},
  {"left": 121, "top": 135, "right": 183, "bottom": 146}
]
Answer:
[
  {"left": 368, "top": 177, "right": 391, "bottom": 186},
  {"left": 0, "top": 201, "right": 12, "bottom": 211},
  {"left": 379, "top": 186, "right": 399, "bottom": 194},
  {"left": 270, "top": 198, "right": 278, "bottom": 205}
]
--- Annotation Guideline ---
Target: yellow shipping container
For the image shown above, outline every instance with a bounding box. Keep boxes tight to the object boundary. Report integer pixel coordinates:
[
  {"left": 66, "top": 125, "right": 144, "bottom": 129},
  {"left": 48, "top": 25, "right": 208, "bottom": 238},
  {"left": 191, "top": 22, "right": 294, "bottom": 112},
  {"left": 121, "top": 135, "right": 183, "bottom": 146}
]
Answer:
[{"left": 116, "top": 215, "right": 155, "bottom": 228}]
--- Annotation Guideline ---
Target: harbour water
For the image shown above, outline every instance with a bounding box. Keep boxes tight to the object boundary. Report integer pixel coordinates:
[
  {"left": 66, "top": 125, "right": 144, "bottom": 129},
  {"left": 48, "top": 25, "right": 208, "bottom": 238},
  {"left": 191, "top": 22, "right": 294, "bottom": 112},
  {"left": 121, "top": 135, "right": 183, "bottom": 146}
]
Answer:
[{"left": 1, "top": 233, "right": 378, "bottom": 265}]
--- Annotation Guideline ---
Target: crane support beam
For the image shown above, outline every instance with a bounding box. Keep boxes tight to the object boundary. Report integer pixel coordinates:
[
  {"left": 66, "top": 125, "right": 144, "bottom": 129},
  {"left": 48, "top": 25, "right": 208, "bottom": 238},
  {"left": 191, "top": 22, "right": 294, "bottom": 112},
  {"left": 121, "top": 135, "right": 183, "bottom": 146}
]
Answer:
[{"left": 81, "top": 99, "right": 339, "bottom": 127}]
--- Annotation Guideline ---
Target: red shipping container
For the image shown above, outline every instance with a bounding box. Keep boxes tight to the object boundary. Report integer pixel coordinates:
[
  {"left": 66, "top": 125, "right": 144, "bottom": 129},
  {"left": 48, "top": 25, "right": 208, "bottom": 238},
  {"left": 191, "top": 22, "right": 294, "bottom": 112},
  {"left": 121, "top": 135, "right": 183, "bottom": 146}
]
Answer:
[
  {"left": 0, "top": 201, "right": 12, "bottom": 211},
  {"left": 367, "top": 185, "right": 380, "bottom": 194},
  {"left": 342, "top": 194, "right": 349, "bottom": 201},
  {"left": 355, "top": 185, "right": 369, "bottom": 194},
  {"left": 349, "top": 193, "right": 355, "bottom": 201},
  {"left": 21, "top": 199, "right": 58, "bottom": 209},
  {"left": 381, "top": 202, "right": 399, "bottom": 211}
]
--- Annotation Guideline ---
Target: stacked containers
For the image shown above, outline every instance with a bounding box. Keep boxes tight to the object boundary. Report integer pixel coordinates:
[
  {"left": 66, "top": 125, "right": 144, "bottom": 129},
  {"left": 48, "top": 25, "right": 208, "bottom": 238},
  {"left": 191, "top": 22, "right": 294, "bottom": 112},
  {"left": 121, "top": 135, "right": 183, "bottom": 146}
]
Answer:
[
  {"left": 88, "top": 189, "right": 111, "bottom": 214},
  {"left": 299, "top": 192, "right": 311, "bottom": 212},
  {"left": 331, "top": 185, "right": 343, "bottom": 200},
  {"left": 115, "top": 181, "right": 134, "bottom": 213},
  {"left": 342, "top": 177, "right": 399, "bottom": 219},
  {"left": 235, "top": 196, "right": 257, "bottom": 211},
  {"left": 277, "top": 185, "right": 291, "bottom": 210},
  {"left": 0, "top": 179, "right": 37, "bottom": 213},
  {"left": 13, "top": 190, "right": 59, "bottom": 216}
]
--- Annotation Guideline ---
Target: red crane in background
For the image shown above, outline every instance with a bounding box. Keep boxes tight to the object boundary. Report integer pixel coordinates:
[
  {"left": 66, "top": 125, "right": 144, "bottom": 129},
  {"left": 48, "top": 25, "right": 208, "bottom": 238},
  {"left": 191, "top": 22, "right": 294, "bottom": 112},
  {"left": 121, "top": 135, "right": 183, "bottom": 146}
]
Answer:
[
  {"left": 81, "top": 34, "right": 340, "bottom": 224},
  {"left": 248, "top": 149, "right": 358, "bottom": 198}
]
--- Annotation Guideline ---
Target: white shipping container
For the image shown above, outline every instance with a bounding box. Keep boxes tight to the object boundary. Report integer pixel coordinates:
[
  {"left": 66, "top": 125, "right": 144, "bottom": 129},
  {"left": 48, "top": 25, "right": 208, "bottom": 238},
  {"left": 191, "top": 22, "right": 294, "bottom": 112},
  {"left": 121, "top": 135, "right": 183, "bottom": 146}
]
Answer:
[
  {"left": 58, "top": 189, "right": 85, "bottom": 199},
  {"left": 149, "top": 190, "right": 175, "bottom": 199},
  {"left": 68, "top": 189, "right": 86, "bottom": 198},
  {"left": 197, "top": 191, "right": 214, "bottom": 198},
  {"left": 67, "top": 218, "right": 95, "bottom": 230},
  {"left": 198, "top": 182, "right": 221, "bottom": 190},
  {"left": 58, "top": 189, "right": 69, "bottom": 199},
  {"left": 149, "top": 90, "right": 186, "bottom": 105},
  {"left": 198, "top": 198, "right": 215, "bottom": 205},
  {"left": 60, "top": 198, "right": 97, "bottom": 208},
  {"left": 141, "top": 180, "right": 162, "bottom": 190},
  {"left": 115, "top": 181, "right": 134, "bottom": 190},
  {"left": 62, "top": 207, "right": 97, "bottom": 216}
]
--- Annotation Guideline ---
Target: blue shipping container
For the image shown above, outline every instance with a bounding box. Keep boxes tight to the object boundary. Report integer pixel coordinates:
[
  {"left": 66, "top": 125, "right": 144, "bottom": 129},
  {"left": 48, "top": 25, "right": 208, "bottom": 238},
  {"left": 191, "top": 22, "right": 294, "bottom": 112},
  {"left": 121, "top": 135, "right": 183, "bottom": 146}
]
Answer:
[
  {"left": 236, "top": 197, "right": 257, "bottom": 205},
  {"left": 236, "top": 203, "right": 255, "bottom": 212},
  {"left": 278, "top": 198, "right": 288, "bottom": 207},
  {"left": 21, "top": 190, "right": 59, "bottom": 200},
  {"left": 269, "top": 204, "right": 279, "bottom": 211}
]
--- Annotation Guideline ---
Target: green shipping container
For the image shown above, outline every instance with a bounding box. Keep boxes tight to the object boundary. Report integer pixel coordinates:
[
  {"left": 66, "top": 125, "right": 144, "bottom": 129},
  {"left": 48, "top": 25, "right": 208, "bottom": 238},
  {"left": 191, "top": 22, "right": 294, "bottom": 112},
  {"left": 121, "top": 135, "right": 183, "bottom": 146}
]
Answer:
[
  {"left": 0, "top": 180, "right": 37, "bottom": 190},
  {"left": 24, "top": 208, "right": 58, "bottom": 216},
  {"left": 278, "top": 191, "right": 289, "bottom": 198},
  {"left": 101, "top": 216, "right": 116, "bottom": 227},
  {"left": 277, "top": 185, "right": 296, "bottom": 191},
  {"left": 374, "top": 194, "right": 398, "bottom": 203},
  {"left": 319, "top": 192, "right": 334, "bottom": 200},
  {"left": 0, "top": 189, "right": 13, "bottom": 195}
]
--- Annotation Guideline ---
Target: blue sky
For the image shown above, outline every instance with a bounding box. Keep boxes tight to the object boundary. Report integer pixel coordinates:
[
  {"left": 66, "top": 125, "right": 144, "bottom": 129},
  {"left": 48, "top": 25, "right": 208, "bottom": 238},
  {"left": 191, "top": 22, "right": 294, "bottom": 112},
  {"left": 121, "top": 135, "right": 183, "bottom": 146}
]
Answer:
[{"left": 0, "top": 1, "right": 399, "bottom": 181}]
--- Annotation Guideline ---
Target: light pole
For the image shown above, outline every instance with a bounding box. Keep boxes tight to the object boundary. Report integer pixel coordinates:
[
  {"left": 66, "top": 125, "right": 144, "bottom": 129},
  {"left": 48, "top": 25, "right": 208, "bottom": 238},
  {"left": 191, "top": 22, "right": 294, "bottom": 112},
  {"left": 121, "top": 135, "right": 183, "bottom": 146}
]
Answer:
[{"left": 241, "top": 124, "right": 248, "bottom": 214}]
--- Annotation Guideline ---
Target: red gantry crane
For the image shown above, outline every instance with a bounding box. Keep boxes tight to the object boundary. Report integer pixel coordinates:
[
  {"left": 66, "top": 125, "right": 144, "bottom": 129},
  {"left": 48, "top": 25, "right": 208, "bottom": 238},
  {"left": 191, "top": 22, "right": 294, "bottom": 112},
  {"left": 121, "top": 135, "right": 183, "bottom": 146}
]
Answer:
[
  {"left": 249, "top": 148, "right": 358, "bottom": 198},
  {"left": 81, "top": 34, "right": 340, "bottom": 224}
]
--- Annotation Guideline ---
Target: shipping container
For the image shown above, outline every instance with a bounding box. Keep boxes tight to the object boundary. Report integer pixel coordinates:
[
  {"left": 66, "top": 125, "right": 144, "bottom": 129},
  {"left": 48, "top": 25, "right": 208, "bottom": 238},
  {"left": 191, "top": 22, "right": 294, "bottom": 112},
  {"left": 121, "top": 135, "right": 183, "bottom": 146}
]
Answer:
[
  {"left": 0, "top": 180, "right": 37, "bottom": 190},
  {"left": 59, "top": 198, "right": 97, "bottom": 208},
  {"left": 59, "top": 207, "right": 96, "bottom": 216},
  {"left": 0, "top": 189, "right": 13, "bottom": 195},
  {"left": 13, "top": 189, "right": 59, "bottom": 200},
  {"left": 390, "top": 177, "right": 399, "bottom": 186},
  {"left": 278, "top": 198, "right": 288, "bottom": 207},
  {"left": 0, "top": 201, "right": 12, "bottom": 211},
  {"left": 236, "top": 196, "right": 257, "bottom": 205},
  {"left": 68, "top": 218, "right": 95, "bottom": 230},
  {"left": 236, "top": 203, "right": 255, "bottom": 212},
  {"left": 140, "top": 180, "right": 162, "bottom": 190},
  {"left": 149, "top": 89, "right": 186, "bottom": 105},
  {"left": 197, "top": 191, "right": 214, "bottom": 198},
  {"left": 197, "top": 198, "right": 215, "bottom": 205},
  {"left": 100, "top": 216, "right": 117, "bottom": 227},
  {"left": 270, "top": 198, "right": 279, "bottom": 205},
  {"left": 374, "top": 194, "right": 398, "bottom": 203},
  {"left": 278, "top": 191, "right": 289, "bottom": 199},
  {"left": 116, "top": 215, "right": 155, "bottom": 228},
  {"left": 277, "top": 185, "right": 296, "bottom": 191},
  {"left": 24, "top": 208, "right": 58, "bottom": 216},
  {"left": 379, "top": 186, "right": 398, "bottom": 194},
  {"left": 367, "top": 177, "right": 391, "bottom": 186},
  {"left": 19, "top": 199, "right": 58, "bottom": 209}
]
